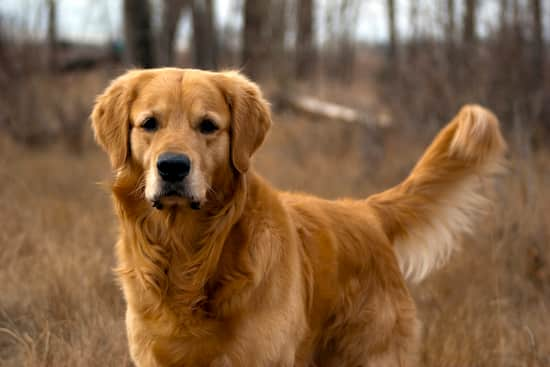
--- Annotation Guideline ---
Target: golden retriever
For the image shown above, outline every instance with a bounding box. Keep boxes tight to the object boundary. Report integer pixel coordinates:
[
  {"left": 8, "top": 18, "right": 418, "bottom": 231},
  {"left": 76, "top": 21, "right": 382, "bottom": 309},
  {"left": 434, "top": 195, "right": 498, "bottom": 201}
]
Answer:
[{"left": 91, "top": 68, "right": 505, "bottom": 366}]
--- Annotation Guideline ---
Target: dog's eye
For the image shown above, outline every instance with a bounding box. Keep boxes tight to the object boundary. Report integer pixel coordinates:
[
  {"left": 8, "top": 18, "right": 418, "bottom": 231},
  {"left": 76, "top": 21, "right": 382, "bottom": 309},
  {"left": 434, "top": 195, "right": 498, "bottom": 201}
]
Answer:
[
  {"left": 141, "top": 117, "right": 158, "bottom": 131},
  {"left": 198, "top": 118, "right": 219, "bottom": 134}
]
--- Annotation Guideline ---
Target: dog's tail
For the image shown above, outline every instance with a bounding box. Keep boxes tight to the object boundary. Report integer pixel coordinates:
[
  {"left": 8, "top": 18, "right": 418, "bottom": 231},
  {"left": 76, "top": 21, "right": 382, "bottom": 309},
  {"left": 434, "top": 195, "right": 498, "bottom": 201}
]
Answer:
[{"left": 368, "top": 105, "right": 506, "bottom": 282}]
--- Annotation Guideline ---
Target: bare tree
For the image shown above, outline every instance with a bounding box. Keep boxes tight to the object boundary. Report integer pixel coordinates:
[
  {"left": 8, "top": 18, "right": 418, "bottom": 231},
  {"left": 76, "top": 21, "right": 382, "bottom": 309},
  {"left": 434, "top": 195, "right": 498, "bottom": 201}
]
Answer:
[
  {"left": 498, "top": 0, "right": 524, "bottom": 41},
  {"left": 407, "top": 0, "right": 420, "bottom": 60},
  {"left": 159, "top": 0, "right": 188, "bottom": 66},
  {"left": 296, "top": 0, "right": 315, "bottom": 79},
  {"left": 124, "top": 0, "right": 155, "bottom": 68},
  {"left": 47, "top": 0, "right": 57, "bottom": 71},
  {"left": 499, "top": 0, "right": 509, "bottom": 33},
  {"left": 409, "top": 0, "right": 419, "bottom": 40},
  {"left": 342, "top": 0, "right": 360, "bottom": 80},
  {"left": 530, "top": 0, "right": 543, "bottom": 79},
  {"left": 387, "top": 0, "right": 397, "bottom": 59},
  {"left": 191, "top": 0, "right": 218, "bottom": 70},
  {"left": 511, "top": 0, "right": 523, "bottom": 41},
  {"left": 320, "top": 0, "right": 360, "bottom": 81},
  {"left": 242, "top": 0, "right": 271, "bottom": 79},
  {"left": 270, "top": 0, "right": 287, "bottom": 63},
  {"left": 446, "top": 0, "right": 455, "bottom": 43},
  {"left": 463, "top": 0, "right": 477, "bottom": 44}
]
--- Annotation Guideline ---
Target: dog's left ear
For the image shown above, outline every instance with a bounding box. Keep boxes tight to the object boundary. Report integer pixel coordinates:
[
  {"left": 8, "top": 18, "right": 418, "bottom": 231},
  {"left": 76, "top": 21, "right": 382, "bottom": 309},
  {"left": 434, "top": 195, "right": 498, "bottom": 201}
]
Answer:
[{"left": 214, "top": 71, "right": 272, "bottom": 173}]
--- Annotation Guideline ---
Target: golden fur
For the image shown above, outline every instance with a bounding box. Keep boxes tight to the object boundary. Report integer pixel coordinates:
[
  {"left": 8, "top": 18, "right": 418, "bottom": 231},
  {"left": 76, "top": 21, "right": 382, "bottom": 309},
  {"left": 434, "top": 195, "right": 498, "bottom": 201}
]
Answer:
[{"left": 91, "top": 68, "right": 506, "bottom": 366}]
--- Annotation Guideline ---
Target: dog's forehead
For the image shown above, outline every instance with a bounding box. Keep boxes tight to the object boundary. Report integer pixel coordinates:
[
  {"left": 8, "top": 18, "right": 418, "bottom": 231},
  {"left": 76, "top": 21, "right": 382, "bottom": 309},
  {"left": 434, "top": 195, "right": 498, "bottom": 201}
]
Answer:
[{"left": 133, "top": 70, "right": 228, "bottom": 116}]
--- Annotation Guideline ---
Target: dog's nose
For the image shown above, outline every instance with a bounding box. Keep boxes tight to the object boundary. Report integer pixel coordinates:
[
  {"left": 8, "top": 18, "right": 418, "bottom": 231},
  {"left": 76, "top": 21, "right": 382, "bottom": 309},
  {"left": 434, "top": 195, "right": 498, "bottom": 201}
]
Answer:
[{"left": 157, "top": 152, "right": 191, "bottom": 182}]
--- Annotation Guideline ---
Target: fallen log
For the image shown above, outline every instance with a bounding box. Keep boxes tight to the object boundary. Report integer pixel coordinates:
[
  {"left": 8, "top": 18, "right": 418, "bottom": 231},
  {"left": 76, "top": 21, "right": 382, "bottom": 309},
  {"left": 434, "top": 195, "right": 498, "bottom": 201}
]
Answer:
[{"left": 275, "top": 92, "right": 391, "bottom": 128}]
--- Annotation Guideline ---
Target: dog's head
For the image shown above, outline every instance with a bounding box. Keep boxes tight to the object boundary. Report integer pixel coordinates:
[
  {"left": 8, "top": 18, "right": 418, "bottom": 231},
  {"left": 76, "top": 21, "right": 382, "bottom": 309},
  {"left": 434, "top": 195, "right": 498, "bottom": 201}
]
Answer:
[{"left": 91, "top": 68, "right": 271, "bottom": 210}]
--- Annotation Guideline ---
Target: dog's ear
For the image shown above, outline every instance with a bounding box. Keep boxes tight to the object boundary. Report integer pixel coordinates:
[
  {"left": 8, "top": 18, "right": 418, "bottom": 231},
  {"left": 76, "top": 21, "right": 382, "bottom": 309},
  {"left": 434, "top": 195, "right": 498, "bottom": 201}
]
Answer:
[
  {"left": 214, "top": 71, "right": 272, "bottom": 173},
  {"left": 91, "top": 70, "right": 150, "bottom": 169}
]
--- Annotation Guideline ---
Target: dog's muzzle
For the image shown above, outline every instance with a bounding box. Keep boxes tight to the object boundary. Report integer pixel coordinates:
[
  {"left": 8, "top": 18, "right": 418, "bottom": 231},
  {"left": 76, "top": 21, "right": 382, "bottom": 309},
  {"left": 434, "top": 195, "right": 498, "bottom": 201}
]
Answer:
[{"left": 151, "top": 152, "right": 201, "bottom": 210}]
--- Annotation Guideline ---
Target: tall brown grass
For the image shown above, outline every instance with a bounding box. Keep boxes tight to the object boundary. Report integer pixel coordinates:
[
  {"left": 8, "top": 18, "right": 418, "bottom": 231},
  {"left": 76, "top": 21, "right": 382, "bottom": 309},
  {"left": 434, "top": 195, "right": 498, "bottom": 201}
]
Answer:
[{"left": 0, "top": 66, "right": 549, "bottom": 366}]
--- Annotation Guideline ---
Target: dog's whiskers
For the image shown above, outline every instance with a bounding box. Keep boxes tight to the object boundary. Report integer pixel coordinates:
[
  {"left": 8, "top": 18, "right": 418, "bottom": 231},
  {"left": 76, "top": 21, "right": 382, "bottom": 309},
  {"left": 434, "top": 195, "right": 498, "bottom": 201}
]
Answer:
[
  {"left": 129, "top": 173, "right": 147, "bottom": 198},
  {"left": 205, "top": 182, "right": 218, "bottom": 197}
]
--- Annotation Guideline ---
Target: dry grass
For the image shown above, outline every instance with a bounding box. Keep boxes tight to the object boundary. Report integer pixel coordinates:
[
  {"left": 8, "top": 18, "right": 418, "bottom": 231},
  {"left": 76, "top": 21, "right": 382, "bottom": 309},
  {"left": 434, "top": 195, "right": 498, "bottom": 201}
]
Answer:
[{"left": 1, "top": 70, "right": 549, "bottom": 367}]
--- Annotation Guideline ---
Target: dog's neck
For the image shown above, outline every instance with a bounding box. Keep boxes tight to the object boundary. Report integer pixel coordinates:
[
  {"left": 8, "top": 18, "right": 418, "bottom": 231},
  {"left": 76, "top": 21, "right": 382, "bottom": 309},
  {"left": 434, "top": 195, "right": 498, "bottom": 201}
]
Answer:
[{"left": 111, "top": 164, "right": 252, "bottom": 316}]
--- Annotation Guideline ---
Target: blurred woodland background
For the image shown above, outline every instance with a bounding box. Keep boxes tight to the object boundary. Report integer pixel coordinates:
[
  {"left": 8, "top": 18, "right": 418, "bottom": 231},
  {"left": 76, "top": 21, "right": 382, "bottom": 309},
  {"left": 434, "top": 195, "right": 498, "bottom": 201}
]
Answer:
[{"left": 0, "top": 0, "right": 549, "bottom": 366}]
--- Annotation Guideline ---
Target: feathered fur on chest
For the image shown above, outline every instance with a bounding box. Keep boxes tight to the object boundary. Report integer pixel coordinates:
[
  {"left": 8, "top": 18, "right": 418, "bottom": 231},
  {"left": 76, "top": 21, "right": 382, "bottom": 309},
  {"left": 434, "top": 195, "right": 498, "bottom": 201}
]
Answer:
[{"left": 112, "top": 171, "right": 258, "bottom": 324}]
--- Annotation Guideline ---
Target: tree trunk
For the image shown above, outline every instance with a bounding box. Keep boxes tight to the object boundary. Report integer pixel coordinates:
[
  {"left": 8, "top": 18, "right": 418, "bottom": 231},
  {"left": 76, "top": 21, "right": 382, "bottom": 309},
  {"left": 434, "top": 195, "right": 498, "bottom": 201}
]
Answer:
[
  {"left": 407, "top": 0, "right": 419, "bottom": 60},
  {"left": 242, "top": 0, "right": 271, "bottom": 80},
  {"left": 409, "top": 0, "right": 419, "bottom": 40},
  {"left": 124, "top": 0, "right": 155, "bottom": 68},
  {"left": 159, "top": 0, "right": 187, "bottom": 66},
  {"left": 463, "top": 0, "right": 477, "bottom": 44},
  {"left": 499, "top": 0, "right": 509, "bottom": 34},
  {"left": 446, "top": 0, "right": 455, "bottom": 43},
  {"left": 512, "top": 0, "right": 523, "bottom": 41},
  {"left": 270, "top": 0, "right": 287, "bottom": 62},
  {"left": 387, "top": 0, "right": 397, "bottom": 60},
  {"left": 191, "top": 0, "right": 218, "bottom": 70},
  {"left": 337, "top": 0, "right": 360, "bottom": 82},
  {"left": 47, "top": 0, "right": 57, "bottom": 71},
  {"left": 530, "top": 0, "right": 543, "bottom": 80},
  {"left": 296, "top": 0, "right": 315, "bottom": 80}
]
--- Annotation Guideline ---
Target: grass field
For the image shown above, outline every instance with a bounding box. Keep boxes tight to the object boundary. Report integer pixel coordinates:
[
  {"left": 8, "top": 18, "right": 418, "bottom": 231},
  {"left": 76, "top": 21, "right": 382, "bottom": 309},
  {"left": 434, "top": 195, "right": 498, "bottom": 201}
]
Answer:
[{"left": 1, "top": 70, "right": 549, "bottom": 366}]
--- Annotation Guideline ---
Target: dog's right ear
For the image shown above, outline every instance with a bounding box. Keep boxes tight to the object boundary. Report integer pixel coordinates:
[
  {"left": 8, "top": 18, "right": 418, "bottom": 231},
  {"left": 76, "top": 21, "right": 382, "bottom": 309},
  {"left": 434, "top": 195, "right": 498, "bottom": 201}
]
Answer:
[{"left": 91, "top": 70, "right": 150, "bottom": 169}]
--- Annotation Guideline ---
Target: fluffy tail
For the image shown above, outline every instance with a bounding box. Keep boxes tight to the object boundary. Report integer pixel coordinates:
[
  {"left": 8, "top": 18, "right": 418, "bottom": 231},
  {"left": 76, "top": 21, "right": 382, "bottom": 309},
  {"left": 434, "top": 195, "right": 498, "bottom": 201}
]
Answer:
[{"left": 368, "top": 105, "right": 506, "bottom": 282}]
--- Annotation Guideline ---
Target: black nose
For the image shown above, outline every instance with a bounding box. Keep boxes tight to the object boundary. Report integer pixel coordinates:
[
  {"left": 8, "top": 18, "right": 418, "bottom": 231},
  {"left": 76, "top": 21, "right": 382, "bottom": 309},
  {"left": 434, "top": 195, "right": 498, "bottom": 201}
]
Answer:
[{"left": 157, "top": 152, "right": 191, "bottom": 182}]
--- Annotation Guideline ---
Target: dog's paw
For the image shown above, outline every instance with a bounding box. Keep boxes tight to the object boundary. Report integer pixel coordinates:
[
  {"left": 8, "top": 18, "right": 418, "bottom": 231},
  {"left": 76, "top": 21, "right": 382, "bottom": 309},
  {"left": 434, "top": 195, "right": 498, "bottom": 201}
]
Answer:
[{"left": 449, "top": 104, "right": 506, "bottom": 164}]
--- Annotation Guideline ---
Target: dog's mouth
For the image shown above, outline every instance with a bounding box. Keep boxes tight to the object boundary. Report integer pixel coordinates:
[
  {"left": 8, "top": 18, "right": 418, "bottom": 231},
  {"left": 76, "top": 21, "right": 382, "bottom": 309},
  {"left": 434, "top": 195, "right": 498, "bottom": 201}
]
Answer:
[{"left": 151, "top": 185, "right": 202, "bottom": 211}]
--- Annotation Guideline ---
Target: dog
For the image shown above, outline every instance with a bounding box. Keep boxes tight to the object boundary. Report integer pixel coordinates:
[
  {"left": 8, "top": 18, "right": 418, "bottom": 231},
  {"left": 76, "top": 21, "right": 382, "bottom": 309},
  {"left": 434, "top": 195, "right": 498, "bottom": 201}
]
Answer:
[{"left": 91, "top": 68, "right": 505, "bottom": 366}]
